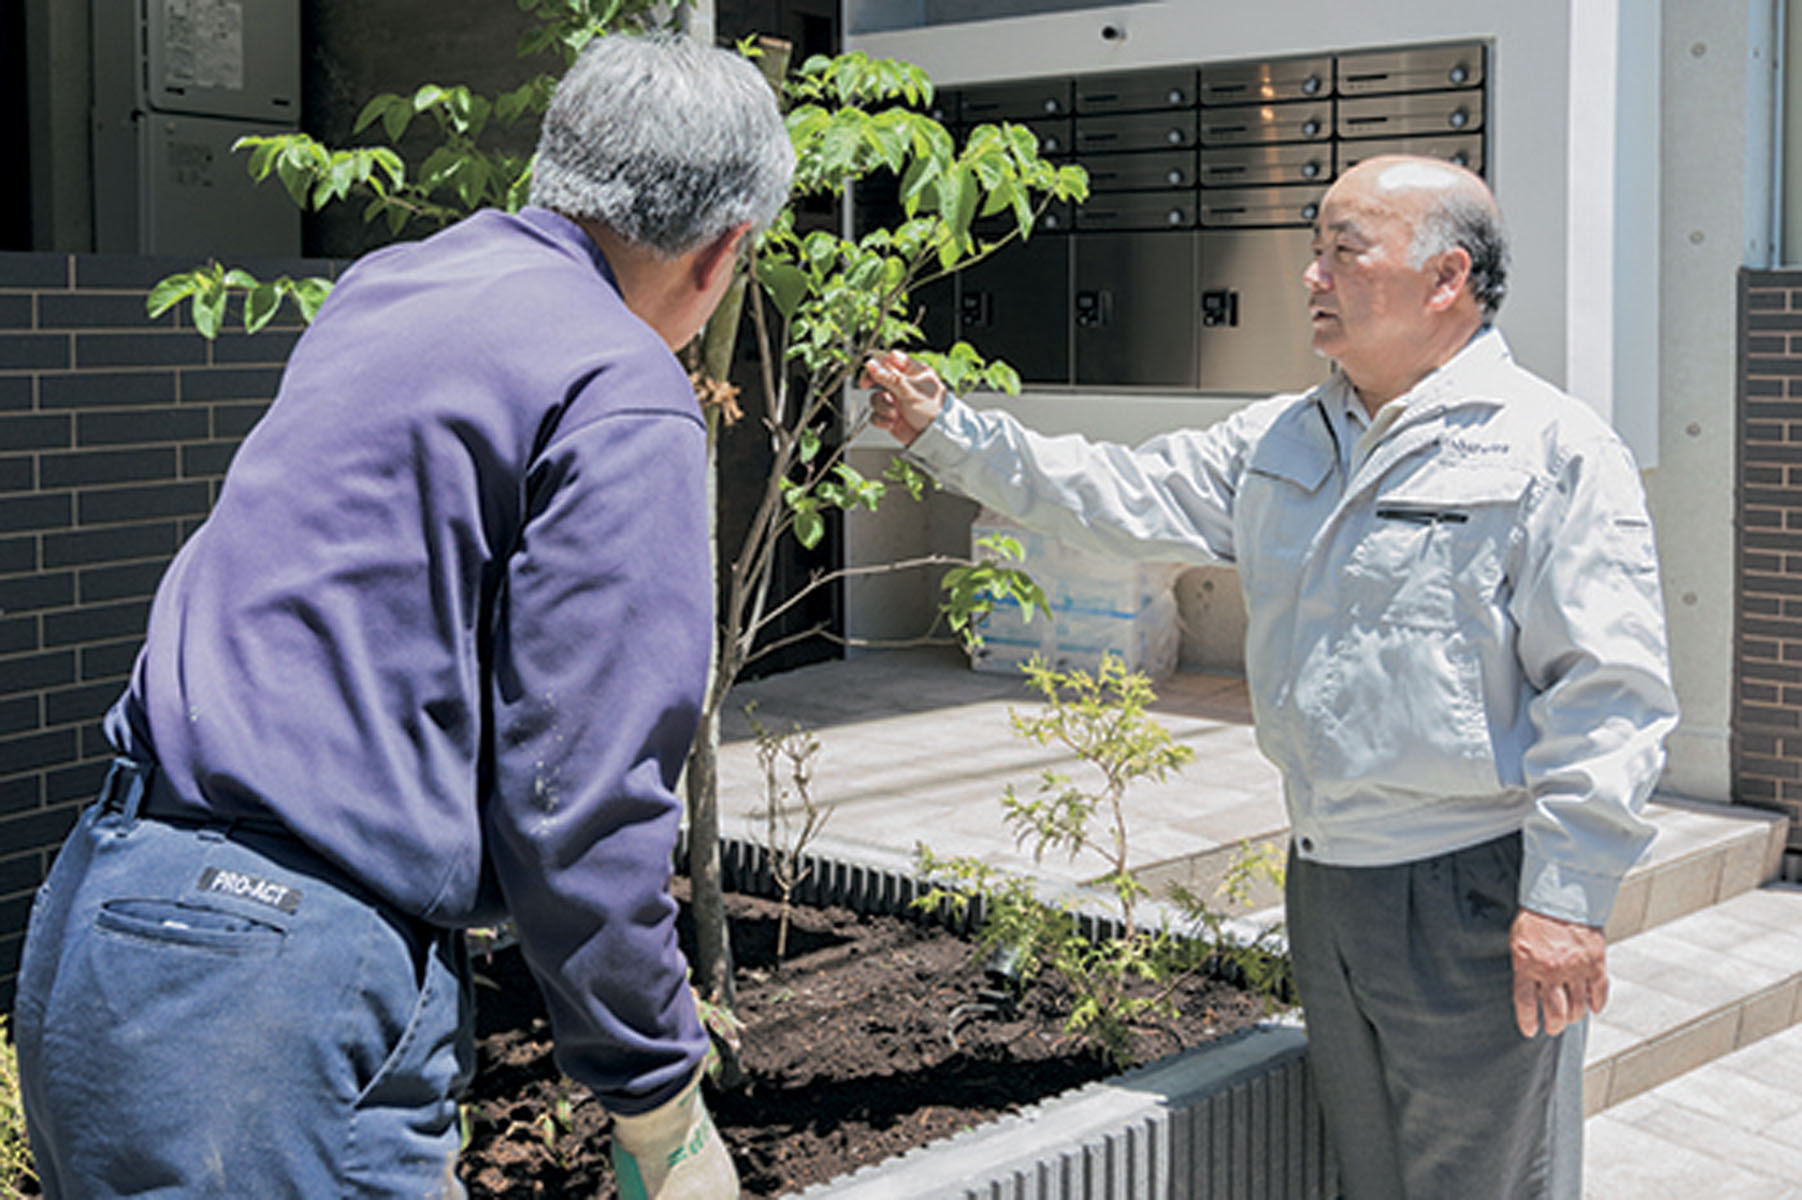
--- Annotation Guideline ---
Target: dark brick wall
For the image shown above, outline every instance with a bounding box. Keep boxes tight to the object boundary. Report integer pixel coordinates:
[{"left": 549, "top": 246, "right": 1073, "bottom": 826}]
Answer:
[
  {"left": 1738, "top": 268, "right": 1802, "bottom": 854},
  {"left": 0, "top": 250, "right": 331, "bottom": 1011}
]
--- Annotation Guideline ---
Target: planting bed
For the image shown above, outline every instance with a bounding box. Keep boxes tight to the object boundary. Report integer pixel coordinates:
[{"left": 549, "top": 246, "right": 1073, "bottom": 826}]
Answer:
[{"left": 459, "top": 887, "right": 1268, "bottom": 1198}]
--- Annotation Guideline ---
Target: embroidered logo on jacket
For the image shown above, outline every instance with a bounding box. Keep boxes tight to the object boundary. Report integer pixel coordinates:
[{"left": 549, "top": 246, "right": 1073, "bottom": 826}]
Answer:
[{"left": 197, "top": 866, "right": 302, "bottom": 914}]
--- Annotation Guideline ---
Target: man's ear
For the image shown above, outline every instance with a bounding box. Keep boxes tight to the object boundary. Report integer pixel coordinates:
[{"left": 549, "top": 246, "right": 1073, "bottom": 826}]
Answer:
[
  {"left": 1427, "top": 246, "right": 1473, "bottom": 312},
  {"left": 692, "top": 222, "right": 752, "bottom": 294}
]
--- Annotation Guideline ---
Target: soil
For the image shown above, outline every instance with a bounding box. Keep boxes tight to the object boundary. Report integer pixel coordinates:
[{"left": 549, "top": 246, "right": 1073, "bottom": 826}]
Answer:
[{"left": 459, "top": 889, "right": 1270, "bottom": 1199}]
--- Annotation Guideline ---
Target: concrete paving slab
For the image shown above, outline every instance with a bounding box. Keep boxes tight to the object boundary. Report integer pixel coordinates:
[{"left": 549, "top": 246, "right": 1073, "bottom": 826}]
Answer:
[{"left": 1587, "top": 1024, "right": 1802, "bottom": 1197}]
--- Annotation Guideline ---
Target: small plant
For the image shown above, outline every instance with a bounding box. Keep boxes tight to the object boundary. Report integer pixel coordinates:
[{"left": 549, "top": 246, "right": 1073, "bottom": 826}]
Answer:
[
  {"left": 746, "top": 703, "right": 832, "bottom": 962},
  {"left": 916, "top": 655, "right": 1289, "bottom": 1067},
  {"left": 1, "top": 1016, "right": 37, "bottom": 1198},
  {"left": 532, "top": 1076, "right": 580, "bottom": 1167}
]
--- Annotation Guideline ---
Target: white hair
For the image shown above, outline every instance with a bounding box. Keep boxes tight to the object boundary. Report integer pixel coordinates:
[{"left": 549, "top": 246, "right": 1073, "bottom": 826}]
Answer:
[{"left": 530, "top": 33, "right": 795, "bottom": 257}]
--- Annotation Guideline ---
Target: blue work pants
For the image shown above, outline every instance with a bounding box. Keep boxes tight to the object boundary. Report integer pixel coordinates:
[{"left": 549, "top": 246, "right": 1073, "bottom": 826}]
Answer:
[{"left": 13, "top": 759, "right": 475, "bottom": 1199}]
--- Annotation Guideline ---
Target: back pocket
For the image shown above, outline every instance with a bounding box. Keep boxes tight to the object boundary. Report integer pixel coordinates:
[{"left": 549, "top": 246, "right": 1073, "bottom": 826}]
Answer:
[{"left": 96, "top": 898, "right": 285, "bottom": 956}]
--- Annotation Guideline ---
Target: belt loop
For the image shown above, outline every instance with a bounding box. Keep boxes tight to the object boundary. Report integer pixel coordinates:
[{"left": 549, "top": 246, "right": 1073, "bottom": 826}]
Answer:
[{"left": 102, "top": 757, "right": 152, "bottom": 826}]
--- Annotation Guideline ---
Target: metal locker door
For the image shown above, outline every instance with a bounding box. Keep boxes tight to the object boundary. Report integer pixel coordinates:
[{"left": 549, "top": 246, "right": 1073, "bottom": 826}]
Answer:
[
  {"left": 1073, "top": 231, "right": 1197, "bottom": 388},
  {"left": 1196, "top": 228, "right": 1328, "bottom": 395},
  {"left": 957, "top": 234, "right": 1070, "bottom": 385},
  {"left": 907, "top": 275, "right": 957, "bottom": 355}
]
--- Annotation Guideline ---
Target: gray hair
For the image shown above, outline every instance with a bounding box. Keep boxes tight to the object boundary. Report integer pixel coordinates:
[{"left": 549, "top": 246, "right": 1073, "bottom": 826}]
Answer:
[
  {"left": 530, "top": 33, "right": 795, "bottom": 257},
  {"left": 1408, "top": 183, "right": 1509, "bottom": 318}
]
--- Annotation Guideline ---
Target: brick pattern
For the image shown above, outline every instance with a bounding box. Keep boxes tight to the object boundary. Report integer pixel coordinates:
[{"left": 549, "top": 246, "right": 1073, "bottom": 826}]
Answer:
[
  {"left": 1738, "top": 268, "right": 1802, "bottom": 853},
  {"left": 0, "top": 250, "right": 332, "bottom": 1010}
]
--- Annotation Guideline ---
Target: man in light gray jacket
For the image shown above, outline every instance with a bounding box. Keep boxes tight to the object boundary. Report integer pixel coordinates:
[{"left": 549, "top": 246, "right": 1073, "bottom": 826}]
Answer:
[{"left": 864, "top": 155, "right": 1677, "bottom": 1199}]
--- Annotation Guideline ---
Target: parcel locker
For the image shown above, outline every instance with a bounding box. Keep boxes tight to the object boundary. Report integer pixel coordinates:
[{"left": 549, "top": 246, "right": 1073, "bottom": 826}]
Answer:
[
  {"left": 1196, "top": 228, "right": 1330, "bottom": 394},
  {"left": 1197, "top": 186, "right": 1327, "bottom": 229},
  {"left": 1337, "top": 133, "right": 1484, "bottom": 174},
  {"left": 1338, "top": 91, "right": 1484, "bottom": 140},
  {"left": 909, "top": 276, "right": 958, "bottom": 351},
  {"left": 1200, "top": 100, "right": 1334, "bottom": 146},
  {"left": 1074, "top": 191, "right": 1198, "bottom": 231},
  {"left": 1081, "top": 150, "right": 1197, "bottom": 192},
  {"left": 1074, "top": 232, "right": 1197, "bottom": 388},
  {"left": 957, "top": 235, "right": 1070, "bottom": 384},
  {"left": 1074, "top": 111, "right": 1198, "bottom": 155},
  {"left": 1198, "top": 142, "right": 1333, "bottom": 188},
  {"left": 1019, "top": 117, "right": 1074, "bottom": 156},
  {"left": 1198, "top": 56, "right": 1334, "bottom": 105},
  {"left": 960, "top": 78, "right": 1072, "bottom": 122},
  {"left": 1075, "top": 67, "right": 1198, "bottom": 114},
  {"left": 1335, "top": 45, "right": 1485, "bottom": 96}
]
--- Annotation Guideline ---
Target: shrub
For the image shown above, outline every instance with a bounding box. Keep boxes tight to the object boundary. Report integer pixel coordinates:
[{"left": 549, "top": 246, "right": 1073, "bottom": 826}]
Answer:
[{"left": 917, "top": 656, "right": 1290, "bottom": 1066}]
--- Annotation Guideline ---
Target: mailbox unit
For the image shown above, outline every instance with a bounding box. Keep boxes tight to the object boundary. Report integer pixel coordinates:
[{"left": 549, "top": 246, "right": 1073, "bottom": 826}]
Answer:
[{"left": 857, "top": 41, "right": 1489, "bottom": 395}]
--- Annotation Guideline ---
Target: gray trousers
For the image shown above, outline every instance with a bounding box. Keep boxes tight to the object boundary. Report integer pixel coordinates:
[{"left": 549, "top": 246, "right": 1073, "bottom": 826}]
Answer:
[{"left": 1286, "top": 833, "right": 1586, "bottom": 1200}]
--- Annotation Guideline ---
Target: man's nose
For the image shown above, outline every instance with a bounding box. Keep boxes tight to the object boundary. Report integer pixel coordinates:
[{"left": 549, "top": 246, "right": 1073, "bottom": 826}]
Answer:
[{"left": 1303, "top": 255, "right": 1326, "bottom": 291}]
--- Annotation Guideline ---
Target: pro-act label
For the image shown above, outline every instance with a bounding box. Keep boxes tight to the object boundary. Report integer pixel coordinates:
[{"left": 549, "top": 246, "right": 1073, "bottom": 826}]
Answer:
[{"left": 196, "top": 866, "right": 301, "bottom": 914}]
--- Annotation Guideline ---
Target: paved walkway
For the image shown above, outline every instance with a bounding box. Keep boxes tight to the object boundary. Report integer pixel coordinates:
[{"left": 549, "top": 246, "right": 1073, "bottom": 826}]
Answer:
[{"left": 717, "top": 647, "right": 1802, "bottom": 1198}]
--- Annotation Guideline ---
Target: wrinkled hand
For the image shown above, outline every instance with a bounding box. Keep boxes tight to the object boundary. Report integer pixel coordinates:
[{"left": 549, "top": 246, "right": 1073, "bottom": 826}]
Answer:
[
  {"left": 860, "top": 349, "right": 947, "bottom": 447},
  {"left": 1510, "top": 908, "right": 1609, "bottom": 1038},
  {"left": 609, "top": 1071, "right": 738, "bottom": 1199}
]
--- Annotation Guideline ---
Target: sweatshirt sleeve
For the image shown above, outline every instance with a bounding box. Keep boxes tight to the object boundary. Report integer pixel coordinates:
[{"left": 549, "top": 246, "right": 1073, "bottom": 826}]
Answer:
[
  {"left": 906, "top": 393, "right": 1251, "bottom": 565},
  {"left": 485, "top": 396, "right": 713, "bottom": 1116},
  {"left": 1512, "top": 433, "right": 1679, "bottom": 927}
]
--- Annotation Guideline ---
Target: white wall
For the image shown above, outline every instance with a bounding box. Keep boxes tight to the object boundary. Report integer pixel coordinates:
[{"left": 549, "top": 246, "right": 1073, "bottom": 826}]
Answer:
[{"left": 1647, "top": 0, "right": 1779, "bottom": 802}]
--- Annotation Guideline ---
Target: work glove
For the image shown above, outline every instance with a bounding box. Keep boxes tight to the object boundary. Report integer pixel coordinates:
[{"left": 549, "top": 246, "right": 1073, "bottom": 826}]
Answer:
[{"left": 609, "top": 1070, "right": 738, "bottom": 1199}]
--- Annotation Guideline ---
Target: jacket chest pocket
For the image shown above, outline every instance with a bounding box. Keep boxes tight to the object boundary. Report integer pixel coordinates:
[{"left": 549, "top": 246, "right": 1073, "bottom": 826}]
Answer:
[
  {"left": 1345, "top": 464, "right": 1528, "bottom": 630},
  {"left": 1238, "top": 433, "right": 1336, "bottom": 615}
]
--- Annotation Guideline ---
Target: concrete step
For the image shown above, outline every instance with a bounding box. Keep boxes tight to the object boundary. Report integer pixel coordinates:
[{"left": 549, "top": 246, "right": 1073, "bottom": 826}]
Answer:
[
  {"left": 1604, "top": 795, "right": 1789, "bottom": 941},
  {"left": 1585, "top": 883, "right": 1802, "bottom": 1116}
]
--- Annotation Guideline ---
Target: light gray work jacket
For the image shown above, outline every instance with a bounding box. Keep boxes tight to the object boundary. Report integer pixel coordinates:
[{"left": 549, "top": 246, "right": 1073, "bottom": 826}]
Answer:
[{"left": 906, "top": 329, "right": 1678, "bottom": 926}]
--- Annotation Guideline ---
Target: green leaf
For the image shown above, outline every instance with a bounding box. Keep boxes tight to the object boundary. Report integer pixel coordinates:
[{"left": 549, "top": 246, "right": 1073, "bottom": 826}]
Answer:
[
  {"left": 244, "top": 138, "right": 279, "bottom": 181},
  {"left": 193, "top": 288, "right": 227, "bottom": 340},
  {"left": 244, "top": 282, "right": 282, "bottom": 333},
  {"left": 793, "top": 507, "right": 825, "bottom": 550},
  {"left": 274, "top": 148, "right": 313, "bottom": 209},
  {"left": 759, "top": 262, "right": 809, "bottom": 322},
  {"left": 222, "top": 268, "right": 259, "bottom": 290},
  {"left": 798, "top": 427, "right": 822, "bottom": 463},
  {"left": 291, "top": 277, "right": 334, "bottom": 323},
  {"left": 146, "top": 273, "right": 198, "bottom": 320}
]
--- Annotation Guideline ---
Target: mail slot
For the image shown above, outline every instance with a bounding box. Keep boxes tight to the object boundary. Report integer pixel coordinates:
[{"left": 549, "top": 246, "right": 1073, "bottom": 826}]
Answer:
[
  {"left": 1080, "top": 150, "right": 1198, "bottom": 192},
  {"left": 1337, "top": 133, "right": 1485, "bottom": 174},
  {"left": 1199, "top": 56, "right": 1333, "bottom": 106},
  {"left": 1336, "top": 44, "right": 1485, "bottom": 96},
  {"left": 1200, "top": 101, "right": 1334, "bottom": 146},
  {"left": 1199, "top": 143, "right": 1333, "bottom": 188},
  {"left": 1338, "top": 91, "right": 1483, "bottom": 140},
  {"left": 960, "top": 78, "right": 1072, "bottom": 122},
  {"left": 1198, "top": 186, "right": 1327, "bottom": 228},
  {"left": 1074, "top": 191, "right": 1198, "bottom": 232},
  {"left": 1075, "top": 67, "right": 1198, "bottom": 114},
  {"left": 1075, "top": 111, "right": 1198, "bottom": 154}
]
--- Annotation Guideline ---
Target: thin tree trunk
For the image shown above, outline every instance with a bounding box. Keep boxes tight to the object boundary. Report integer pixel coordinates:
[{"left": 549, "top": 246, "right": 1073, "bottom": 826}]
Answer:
[{"left": 683, "top": 35, "right": 791, "bottom": 1089}]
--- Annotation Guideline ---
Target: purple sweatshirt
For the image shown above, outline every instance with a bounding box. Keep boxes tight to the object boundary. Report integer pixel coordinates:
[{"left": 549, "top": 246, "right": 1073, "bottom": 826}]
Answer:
[{"left": 105, "top": 207, "right": 713, "bottom": 1113}]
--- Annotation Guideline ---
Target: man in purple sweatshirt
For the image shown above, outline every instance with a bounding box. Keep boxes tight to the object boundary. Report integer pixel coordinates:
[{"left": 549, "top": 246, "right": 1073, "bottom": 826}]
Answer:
[{"left": 13, "top": 32, "right": 793, "bottom": 1199}]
